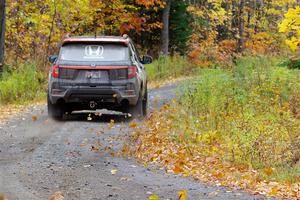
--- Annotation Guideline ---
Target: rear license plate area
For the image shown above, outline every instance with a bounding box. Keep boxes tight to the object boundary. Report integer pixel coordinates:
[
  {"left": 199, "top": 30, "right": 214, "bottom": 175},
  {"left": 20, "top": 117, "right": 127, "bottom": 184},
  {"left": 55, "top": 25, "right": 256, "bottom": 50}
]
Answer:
[{"left": 86, "top": 71, "right": 102, "bottom": 79}]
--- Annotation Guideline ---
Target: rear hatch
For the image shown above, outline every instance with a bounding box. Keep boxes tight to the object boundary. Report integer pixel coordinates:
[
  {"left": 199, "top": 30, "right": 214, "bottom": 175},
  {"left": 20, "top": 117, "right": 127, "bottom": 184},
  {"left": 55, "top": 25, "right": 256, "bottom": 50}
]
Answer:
[{"left": 56, "top": 42, "right": 133, "bottom": 86}]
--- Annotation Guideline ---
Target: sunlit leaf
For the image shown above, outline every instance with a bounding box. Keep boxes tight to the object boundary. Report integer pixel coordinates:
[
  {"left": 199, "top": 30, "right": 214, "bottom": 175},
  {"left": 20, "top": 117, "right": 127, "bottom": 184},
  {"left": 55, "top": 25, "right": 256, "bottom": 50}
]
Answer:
[
  {"left": 111, "top": 169, "right": 118, "bottom": 175},
  {"left": 148, "top": 195, "right": 160, "bottom": 200},
  {"left": 178, "top": 190, "right": 187, "bottom": 200}
]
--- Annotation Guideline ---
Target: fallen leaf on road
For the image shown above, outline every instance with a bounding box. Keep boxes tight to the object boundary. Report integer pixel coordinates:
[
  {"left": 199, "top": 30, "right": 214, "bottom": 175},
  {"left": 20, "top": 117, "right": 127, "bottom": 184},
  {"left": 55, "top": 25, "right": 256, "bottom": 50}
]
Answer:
[
  {"left": 208, "top": 190, "right": 220, "bottom": 198},
  {"left": 129, "top": 121, "right": 138, "bottom": 129},
  {"left": 120, "top": 177, "right": 130, "bottom": 181},
  {"left": 108, "top": 119, "right": 115, "bottom": 130},
  {"left": 149, "top": 195, "right": 160, "bottom": 200},
  {"left": 80, "top": 143, "right": 87, "bottom": 147},
  {"left": 178, "top": 190, "right": 187, "bottom": 200},
  {"left": 91, "top": 145, "right": 99, "bottom": 151},
  {"left": 111, "top": 169, "right": 118, "bottom": 175},
  {"left": 64, "top": 138, "right": 70, "bottom": 145},
  {"left": 32, "top": 115, "right": 37, "bottom": 122},
  {"left": 173, "top": 164, "right": 183, "bottom": 174},
  {"left": 80, "top": 139, "right": 88, "bottom": 147},
  {"left": 49, "top": 191, "right": 64, "bottom": 200}
]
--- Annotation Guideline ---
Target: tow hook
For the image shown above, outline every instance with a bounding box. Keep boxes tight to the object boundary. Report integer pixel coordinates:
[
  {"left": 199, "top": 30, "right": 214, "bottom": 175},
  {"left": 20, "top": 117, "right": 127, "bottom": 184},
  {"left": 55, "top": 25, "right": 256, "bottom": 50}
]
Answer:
[{"left": 89, "top": 101, "right": 97, "bottom": 109}]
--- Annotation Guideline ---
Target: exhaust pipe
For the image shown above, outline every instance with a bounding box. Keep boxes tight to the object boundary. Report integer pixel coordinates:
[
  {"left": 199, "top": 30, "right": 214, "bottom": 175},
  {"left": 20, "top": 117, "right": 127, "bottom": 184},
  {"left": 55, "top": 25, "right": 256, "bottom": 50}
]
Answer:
[{"left": 89, "top": 101, "right": 97, "bottom": 109}]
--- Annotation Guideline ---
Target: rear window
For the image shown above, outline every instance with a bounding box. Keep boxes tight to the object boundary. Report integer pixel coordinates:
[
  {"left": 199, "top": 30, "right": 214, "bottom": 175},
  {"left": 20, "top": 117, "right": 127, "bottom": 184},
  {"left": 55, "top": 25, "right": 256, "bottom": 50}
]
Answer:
[{"left": 59, "top": 43, "right": 130, "bottom": 62}]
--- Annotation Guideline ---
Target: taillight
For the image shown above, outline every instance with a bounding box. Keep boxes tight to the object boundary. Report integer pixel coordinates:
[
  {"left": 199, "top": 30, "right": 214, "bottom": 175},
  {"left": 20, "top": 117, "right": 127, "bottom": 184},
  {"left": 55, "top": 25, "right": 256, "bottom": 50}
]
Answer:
[
  {"left": 128, "top": 66, "right": 137, "bottom": 79},
  {"left": 52, "top": 66, "right": 59, "bottom": 78}
]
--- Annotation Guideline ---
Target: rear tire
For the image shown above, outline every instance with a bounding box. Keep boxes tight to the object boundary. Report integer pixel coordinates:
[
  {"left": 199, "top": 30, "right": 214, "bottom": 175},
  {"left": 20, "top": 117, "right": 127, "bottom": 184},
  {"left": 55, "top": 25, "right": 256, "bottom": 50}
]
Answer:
[
  {"left": 142, "top": 87, "right": 148, "bottom": 117},
  {"left": 129, "top": 88, "right": 148, "bottom": 120},
  {"left": 47, "top": 94, "right": 64, "bottom": 120}
]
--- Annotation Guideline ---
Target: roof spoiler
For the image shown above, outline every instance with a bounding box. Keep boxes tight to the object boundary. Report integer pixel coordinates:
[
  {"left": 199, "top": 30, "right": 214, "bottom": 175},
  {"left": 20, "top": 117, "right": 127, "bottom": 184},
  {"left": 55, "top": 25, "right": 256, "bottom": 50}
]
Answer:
[{"left": 122, "top": 34, "right": 129, "bottom": 39}]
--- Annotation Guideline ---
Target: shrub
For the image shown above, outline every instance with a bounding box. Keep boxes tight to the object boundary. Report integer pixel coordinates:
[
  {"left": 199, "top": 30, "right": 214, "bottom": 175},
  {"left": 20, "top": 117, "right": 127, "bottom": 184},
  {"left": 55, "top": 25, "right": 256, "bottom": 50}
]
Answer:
[
  {"left": 0, "top": 63, "right": 45, "bottom": 104},
  {"left": 146, "top": 55, "right": 196, "bottom": 82},
  {"left": 286, "top": 56, "right": 300, "bottom": 69},
  {"left": 177, "top": 56, "right": 300, "bottom": 168}
]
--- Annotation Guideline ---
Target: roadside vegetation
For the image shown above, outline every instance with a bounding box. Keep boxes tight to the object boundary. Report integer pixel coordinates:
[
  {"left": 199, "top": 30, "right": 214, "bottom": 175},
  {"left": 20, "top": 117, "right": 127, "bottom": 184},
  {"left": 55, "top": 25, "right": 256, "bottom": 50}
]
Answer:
[
  {"left": 146, "top": 56, "right": 195, "bottom": 82},
  {"left": 181, "top": 56, "right": 300, "bottom": 172},
  {"left": 0, "top": 64, "right": 46, "bottom": 105},
  {"left": 130, "top": 56, "right": 300, "bottom": 198}
]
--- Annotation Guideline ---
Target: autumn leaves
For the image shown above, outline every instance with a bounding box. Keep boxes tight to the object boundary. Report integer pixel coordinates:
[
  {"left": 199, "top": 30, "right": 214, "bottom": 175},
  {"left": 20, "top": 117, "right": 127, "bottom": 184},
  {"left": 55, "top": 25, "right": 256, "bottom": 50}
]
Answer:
[
  {"left": 4, "top": 0, "right": 166, "bottom": 67},
  {"left": 129, "top": 57, "right": 300, "bottom": 199},
  {"left": 279, "top": 6, "right": 300, "bottom": 52}
]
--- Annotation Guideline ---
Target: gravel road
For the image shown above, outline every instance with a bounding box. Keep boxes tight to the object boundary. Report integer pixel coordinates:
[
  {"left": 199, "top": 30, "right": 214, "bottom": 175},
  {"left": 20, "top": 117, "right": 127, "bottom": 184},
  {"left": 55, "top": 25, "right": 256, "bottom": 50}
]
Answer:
[{"left": 0, "top": 83, "right": 266, "bottom": 200}]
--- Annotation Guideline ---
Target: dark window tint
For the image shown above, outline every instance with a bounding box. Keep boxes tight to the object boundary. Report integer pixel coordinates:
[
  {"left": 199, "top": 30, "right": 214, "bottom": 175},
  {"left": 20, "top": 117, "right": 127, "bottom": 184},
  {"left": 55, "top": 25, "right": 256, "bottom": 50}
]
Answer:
[{"left": 59, "top": 43, "right": 130, "bottom": 62}]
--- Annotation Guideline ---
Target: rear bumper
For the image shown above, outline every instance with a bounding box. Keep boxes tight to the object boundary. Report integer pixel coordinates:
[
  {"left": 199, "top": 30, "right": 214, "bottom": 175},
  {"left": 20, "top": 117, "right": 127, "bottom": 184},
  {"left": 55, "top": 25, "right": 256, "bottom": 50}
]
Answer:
[{"left": 49, "top": 85, "right": 138, "bottom": 106}]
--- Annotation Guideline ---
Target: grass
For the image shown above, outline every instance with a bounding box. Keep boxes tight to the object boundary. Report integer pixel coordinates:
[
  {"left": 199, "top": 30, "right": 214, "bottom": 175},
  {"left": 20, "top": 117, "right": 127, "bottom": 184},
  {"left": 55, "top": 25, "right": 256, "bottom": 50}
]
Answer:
[
  {"left": 0, "top": 63, "right": 46, "bottom": 105},
  {"left": 264, "top": 166, "right": 300, "bottom": 183},
  {"left": 172, "top": 56, "right": 300, "bottom": 182},
  {"left": 134, "top": 56, "right": 300, "bottom": 183},
  {"left": 146, "top": 55, "right": 196, "bottom": 82},
  {"left": 129, "top": 56, "right": 300, "bottom": 198}
]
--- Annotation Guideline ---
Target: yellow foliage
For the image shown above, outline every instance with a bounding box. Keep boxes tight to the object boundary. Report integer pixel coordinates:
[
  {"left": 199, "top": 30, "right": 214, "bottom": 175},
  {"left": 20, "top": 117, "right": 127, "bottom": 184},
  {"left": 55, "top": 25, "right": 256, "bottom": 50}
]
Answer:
[
  {"left": 4, "top": 0, "right": 164, "bottom": 67},
  {"left": 279, "top": 6, "right": 300, "bottom": 51},
  {"left": 246, "top": 32, "right": 278, "bottom": 54}
]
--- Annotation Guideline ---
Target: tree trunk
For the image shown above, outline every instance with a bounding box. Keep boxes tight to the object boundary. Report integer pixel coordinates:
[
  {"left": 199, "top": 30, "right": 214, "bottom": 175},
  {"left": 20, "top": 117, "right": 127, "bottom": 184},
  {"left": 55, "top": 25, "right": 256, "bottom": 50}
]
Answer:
[
  {"left": 231, "top": 0, "right": 238, "bottom": 39},
  {"left": 0, "top": 0, "right": 5, "bottom": 71},
  {"left": 237, "top": 0, "right": 245, "bottom": 53},
  {"left": 161, "top": 0, "right": 171, "bottom": 56},
  {"left": 44, "top": 0, "right": 57, "bottom": 68}
]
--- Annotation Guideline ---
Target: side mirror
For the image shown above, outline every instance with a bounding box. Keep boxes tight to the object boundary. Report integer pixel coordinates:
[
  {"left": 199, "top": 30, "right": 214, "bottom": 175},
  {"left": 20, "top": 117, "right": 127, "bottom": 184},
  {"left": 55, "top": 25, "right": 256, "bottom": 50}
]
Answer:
[
  {"left": 141, "top": 55, "right": 153, "bottom": 65},
  {"left": 49, "top": 55, "right": 58, "bottom": 63}
]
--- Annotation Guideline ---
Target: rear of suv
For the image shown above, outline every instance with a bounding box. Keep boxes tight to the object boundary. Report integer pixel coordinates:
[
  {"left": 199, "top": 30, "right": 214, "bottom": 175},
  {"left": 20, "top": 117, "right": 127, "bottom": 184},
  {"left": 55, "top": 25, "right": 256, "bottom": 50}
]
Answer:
[{"left": 47, "top": 35, "right": 152, "bottom": 120}]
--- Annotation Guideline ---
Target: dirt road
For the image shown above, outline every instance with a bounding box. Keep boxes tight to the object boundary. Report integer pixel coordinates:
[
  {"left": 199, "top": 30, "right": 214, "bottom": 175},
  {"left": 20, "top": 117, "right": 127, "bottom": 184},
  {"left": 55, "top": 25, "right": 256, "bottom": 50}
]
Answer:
[{"left": 0, "top": 84, "right": 264, "bottom": 200}]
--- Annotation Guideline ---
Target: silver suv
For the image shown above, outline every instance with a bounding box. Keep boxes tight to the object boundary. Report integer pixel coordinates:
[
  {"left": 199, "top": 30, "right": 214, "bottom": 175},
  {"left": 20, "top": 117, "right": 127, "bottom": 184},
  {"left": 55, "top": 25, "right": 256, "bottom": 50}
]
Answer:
[{"left": 47, "top": 35, "right": 152, "bottom": 120}]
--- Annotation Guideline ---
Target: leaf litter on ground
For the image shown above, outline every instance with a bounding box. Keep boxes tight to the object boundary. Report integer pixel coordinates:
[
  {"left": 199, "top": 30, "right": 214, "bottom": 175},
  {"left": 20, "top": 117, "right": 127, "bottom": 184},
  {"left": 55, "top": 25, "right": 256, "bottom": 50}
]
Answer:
[{"left": 125, "top": 104, "right": 300, "bottom": 199}]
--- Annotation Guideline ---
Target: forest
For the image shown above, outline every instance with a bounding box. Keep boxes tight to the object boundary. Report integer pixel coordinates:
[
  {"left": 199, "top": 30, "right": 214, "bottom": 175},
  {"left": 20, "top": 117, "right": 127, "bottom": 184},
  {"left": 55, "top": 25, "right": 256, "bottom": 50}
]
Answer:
[
  {"left": 0, "top": 0, "right": 298, "bottom": 69},
  {"left": 0, "top": 0, "right": 300, "bottom": 199}
]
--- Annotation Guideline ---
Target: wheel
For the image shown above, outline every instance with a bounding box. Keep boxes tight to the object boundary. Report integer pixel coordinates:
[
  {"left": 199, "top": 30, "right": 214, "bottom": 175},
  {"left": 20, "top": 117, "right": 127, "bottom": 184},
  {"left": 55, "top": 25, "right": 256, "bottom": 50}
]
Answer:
[
  {"left": 142, "top": 87, "right": 148, "bottom": 117},
  {"left": 47, "top": 94, "right": 64, "bottom": 120},
  {"left": 129, "top": 88, "right": 148, "bottom": 119}
]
